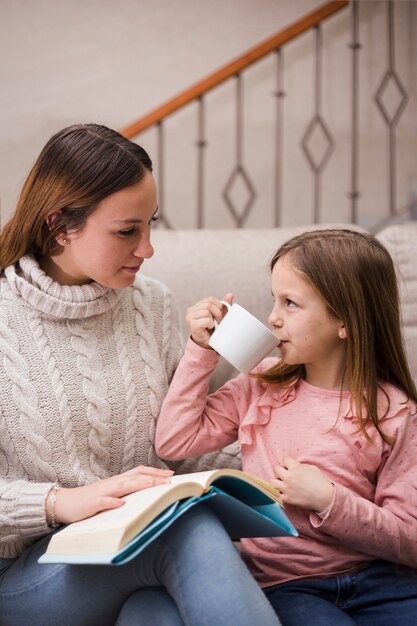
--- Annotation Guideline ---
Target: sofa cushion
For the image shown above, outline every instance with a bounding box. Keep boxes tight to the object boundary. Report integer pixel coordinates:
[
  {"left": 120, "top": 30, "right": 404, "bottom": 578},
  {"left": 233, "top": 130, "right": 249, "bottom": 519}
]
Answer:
[{"left": 376, "top": 223, "right": 417, "bottom": 385}]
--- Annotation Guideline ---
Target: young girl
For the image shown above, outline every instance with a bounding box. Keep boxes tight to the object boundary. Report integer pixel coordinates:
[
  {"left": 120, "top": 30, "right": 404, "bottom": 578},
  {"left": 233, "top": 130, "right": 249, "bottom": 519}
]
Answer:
[
  {"left": 156, "top": 228, "right": 417, "bottom": 625},
  {"left": 0, "top": 124, "right": 281, "bottom": 626}
]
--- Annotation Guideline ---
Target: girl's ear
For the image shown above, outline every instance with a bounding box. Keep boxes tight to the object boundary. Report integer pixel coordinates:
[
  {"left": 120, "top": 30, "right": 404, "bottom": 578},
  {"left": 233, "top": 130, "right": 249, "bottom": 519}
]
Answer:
[{"left": 338, "top": 325, "right": 347, "bottom": 339}]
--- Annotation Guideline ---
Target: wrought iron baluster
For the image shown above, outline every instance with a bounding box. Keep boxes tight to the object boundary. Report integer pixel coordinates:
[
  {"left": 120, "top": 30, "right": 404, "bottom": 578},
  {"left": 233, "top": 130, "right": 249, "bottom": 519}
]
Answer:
[
  {"left": 348, "top": 0, "right": 361, "bottom": 224},
  {"left": 196, "top": 97, "right": 207, "bottom": 229},
  {"left": 274, "top": 48, "right": 285, "bottom": 227},
  {"left": 374, "top": 0, "right": 409, "bottom": 216},
  {"left": 301, "top": 24, "right": 335, "bottom": 224},
  {"left": 156, "top": 121, "right": 172, "bottom": 229},
  {"left": 222, "top": 73, "right": 256, "bottom": 228}
]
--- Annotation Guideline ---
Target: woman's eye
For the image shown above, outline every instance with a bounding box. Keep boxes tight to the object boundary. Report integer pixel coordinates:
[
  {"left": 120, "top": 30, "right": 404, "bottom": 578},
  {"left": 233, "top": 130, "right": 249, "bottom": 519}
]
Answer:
[
  {"left": 118, "top": 228, "right": 136, "bottom": 237},
  {"left": 150, "top": 215, "right": 159, "bottom": 227}
]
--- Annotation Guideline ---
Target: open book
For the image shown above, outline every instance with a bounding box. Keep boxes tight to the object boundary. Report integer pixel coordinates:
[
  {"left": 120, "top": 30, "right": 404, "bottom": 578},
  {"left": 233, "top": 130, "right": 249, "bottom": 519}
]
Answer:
[{"left": 39, "top": 468, "right": 297, "bottom": 565}]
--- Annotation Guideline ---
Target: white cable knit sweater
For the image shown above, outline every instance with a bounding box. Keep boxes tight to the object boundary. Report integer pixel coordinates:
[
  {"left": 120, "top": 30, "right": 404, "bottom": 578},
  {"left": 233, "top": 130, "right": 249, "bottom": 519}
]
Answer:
[{"left": 0, "top": 256, "right": 183, "bottom": 558}]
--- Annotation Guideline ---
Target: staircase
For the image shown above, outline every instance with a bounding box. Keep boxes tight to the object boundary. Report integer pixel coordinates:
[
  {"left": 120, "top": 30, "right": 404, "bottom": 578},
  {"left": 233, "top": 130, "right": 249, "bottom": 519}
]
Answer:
[{"left": 120, "top": 0, "right": 414, "bottom": 232}]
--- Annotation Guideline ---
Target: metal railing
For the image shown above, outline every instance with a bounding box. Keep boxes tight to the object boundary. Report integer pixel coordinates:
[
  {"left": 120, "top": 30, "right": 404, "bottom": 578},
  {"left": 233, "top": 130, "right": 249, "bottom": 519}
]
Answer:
[{"left": 120, "top": 0, "right": 412, "bottom": 231}]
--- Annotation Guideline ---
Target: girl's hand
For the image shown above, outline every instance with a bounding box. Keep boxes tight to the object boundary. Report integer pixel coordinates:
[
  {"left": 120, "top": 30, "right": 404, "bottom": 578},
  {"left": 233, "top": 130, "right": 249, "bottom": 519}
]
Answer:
[
  {"left": 186, "top": 293, "right": 233, "bottom": 349},
  {"left": 273, "top": 456, "right": 335, "bottom": 513},
  {"left": 52, "top": 465, "right": 174, "bottom": 525}
]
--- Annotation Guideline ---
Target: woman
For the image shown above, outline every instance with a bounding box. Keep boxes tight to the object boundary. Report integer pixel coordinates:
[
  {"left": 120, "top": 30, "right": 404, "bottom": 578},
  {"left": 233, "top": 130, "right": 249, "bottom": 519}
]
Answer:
[{"left": 0, "top": 124, "right": 280, "bottom": 626}]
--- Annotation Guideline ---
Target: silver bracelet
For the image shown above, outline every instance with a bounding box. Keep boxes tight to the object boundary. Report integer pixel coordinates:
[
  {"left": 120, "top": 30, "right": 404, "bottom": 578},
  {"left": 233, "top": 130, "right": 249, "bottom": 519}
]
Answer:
[{"left": 47, "top": 485, "right": 62, "bottom": 528}]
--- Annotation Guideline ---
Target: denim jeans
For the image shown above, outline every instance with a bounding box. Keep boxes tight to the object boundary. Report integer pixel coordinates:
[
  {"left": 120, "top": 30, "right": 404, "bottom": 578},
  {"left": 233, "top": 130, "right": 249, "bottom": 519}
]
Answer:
[
  {"left": 264, "top": 559, "right": 417, "bottom": 626},
  {"left": 0, "top": 504, "right": 280, "bottom": 626}
]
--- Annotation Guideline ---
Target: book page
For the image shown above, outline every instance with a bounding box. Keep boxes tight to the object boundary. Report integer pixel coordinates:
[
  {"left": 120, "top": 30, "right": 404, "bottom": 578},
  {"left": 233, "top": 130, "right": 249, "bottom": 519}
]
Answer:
[{"left": 57, "top": 472, "right": 216, "bottom": 534}]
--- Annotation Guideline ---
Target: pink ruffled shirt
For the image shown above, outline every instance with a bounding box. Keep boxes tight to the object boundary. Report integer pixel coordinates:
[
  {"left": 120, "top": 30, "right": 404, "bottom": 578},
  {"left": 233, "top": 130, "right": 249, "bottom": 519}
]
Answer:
[{"left": 156, "top": 339, "right": 417, "bottom": 586}]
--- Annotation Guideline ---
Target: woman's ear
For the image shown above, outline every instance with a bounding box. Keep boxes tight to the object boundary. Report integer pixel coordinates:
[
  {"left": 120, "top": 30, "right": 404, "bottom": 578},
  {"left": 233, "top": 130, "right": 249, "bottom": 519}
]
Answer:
[
  {"left": 45, "top": 211, "right": 60, "bottom": 232},
  {"left": 338, "top": 325, "right": 347, "bottom": 339},
  {"left": 46, "top": 211, "right": 69, "bottom": 246}
]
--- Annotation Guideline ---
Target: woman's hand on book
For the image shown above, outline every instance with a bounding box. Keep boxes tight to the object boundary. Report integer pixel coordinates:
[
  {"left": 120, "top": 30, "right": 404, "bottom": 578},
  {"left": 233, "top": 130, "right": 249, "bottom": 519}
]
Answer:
[
  {"left": 273, "top": 456, "right": 334, "bottom": 513},
  {"left": 186, "top": 294, "right": 233, "bottom": 348},
  {"left": 52, "top": 466, "right": 174, "bottom": 525}
]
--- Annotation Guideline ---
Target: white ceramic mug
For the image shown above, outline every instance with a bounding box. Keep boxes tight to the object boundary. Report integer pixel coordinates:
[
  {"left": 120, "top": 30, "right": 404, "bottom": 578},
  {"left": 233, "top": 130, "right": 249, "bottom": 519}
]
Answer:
[{"left": 208, "top": 301, "right": 278, "bottom": 374}]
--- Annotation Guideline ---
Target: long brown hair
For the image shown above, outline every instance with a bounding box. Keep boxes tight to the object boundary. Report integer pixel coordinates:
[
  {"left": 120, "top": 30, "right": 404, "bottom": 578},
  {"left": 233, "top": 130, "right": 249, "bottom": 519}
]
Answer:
[
  {"left": 0, "top": 124, "right": 153, "bottom": 271},
  {"left": 257, "top": 228, "right": 417, "bottom": 442}
]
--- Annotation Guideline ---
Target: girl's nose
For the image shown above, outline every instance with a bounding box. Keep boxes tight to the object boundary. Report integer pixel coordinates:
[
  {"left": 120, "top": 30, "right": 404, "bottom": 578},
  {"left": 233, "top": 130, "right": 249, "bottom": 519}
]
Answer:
[{"left": 268, "top": 310, "right": 283, "bottom": 327}]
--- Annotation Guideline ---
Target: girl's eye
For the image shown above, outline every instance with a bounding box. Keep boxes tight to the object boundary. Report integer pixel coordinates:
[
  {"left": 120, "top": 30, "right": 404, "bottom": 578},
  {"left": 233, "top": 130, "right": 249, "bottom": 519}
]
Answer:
[
  {"left": 150, "top": 215, "right": 159, "bottom": 227},
  {"left": 286, "top": 298, "right": 296, "bottom": 308},
  {"left": 118, "top": 228, "right": 137, "bottom": 237}
]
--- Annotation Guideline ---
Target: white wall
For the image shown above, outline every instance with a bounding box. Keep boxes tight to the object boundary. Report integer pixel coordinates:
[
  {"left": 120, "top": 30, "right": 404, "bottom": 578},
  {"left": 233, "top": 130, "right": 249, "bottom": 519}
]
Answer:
[
  {"left": 1, "top": 0, "right": 416, "bottom": 229},
  {"left": 0, "top": 0, "right": 324, "bottom": 221}
]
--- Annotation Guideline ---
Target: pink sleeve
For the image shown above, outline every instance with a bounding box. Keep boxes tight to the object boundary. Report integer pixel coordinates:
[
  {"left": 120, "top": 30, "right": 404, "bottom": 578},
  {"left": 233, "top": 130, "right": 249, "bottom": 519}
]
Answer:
[
  {"left": 310, "top": 408, "right": 417, "bottom": 568},
  {"left": 156, "top": 338, "right": 250, "bottom": 460}
]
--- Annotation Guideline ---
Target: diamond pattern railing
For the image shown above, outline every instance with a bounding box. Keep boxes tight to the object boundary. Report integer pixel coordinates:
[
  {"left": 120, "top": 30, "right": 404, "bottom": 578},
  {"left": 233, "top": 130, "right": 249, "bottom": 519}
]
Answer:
[
  {"left": 300, "top": 25, "right": 335, "bottom": 223},
  {"left": 221, "top": 74, "right": 256, "bottom": 228},
  {"left": 374, "top": 1, "right": 409, "bottom": 216},
  {"left": 375, "top": 70, "right": 408, "bottom": 128},
  {"left": 223, "top": 165, "right": 256, "bottom": 228},
  {"left": 120, "top": 0, "right": 413, "bottom": 231}
]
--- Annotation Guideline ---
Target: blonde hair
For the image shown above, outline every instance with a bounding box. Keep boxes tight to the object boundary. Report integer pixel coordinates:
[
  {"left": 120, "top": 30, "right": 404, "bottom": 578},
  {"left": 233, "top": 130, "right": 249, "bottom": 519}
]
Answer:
[
  {"left": 0, "top": 124, "right": 152, "bottom": 271},
  {"left": 256, "top": 228, "right": 417, "bottom": 443}
]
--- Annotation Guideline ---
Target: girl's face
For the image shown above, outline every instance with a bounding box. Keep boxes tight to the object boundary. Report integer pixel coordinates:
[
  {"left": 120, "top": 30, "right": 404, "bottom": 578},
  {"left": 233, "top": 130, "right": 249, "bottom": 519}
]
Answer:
[
  {"left": 46, "top": 171, "right": 157, "bottom": 288},
  {"left": 268, "top": 254, "right": 347, "bottom": 388}
]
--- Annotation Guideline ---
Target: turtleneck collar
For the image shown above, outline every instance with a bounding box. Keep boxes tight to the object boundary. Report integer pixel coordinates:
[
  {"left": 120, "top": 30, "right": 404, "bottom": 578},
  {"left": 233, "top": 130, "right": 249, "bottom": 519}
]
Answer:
[{"left": 3, "top": 255, "right": 123, "bottom": 319}]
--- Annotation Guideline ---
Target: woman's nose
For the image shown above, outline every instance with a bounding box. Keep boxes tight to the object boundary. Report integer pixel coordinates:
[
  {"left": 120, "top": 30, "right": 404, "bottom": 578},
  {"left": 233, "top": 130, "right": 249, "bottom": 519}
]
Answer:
[{"left": 134, "top": 234, "right": 154, "bottom": 259}]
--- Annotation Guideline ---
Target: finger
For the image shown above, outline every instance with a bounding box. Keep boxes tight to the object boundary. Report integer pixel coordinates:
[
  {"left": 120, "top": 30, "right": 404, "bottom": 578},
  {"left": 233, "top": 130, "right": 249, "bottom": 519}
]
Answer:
[
  {"left": 207, "top": 301, "right": 227, "bottom": 323},
  {"left": 198, "top": 298, "right": 230, "bottom": 322},
  {"left": 94, "top": 496, "right": 126, "bottom": 514},
  {"left": 269, "top": 478, "right": 282, "bottom": 489},
  {"left": 110, "top": 476, "right": 171, "bottom": 498},
  {"left": 222, "top": 293, "right": 234, "bottom": 305},
  {"left": 186, "top": 305, "right": 222, "bottom": 327},
  {"left": 130, "top": 465, "right": 173, "bottom": 477},
  {"left": 189, "top": 309, "right": 215, "bottom": 321},
  {"left": 283, "top": 456, "right": 297, "bottom": 469},
  {"left": 190, "top": 314, "right": 216, "bottom": 329},
  {"left": 274, "top": 464, "right": 287, "bottom": 479}
]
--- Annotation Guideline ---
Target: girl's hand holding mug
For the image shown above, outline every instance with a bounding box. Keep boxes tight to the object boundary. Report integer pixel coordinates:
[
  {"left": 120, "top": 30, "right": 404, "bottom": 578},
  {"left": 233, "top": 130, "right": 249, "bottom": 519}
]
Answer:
[
  {"left": 51, "top": 465, "right": 174, "bottom": 525},
  {"left": 186, "top": 293, "right": 234, "bottom": 349}
]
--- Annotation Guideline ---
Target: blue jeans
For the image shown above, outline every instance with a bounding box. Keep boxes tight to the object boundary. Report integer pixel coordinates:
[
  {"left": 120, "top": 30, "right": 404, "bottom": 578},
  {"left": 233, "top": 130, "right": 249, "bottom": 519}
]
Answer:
[
  {"left": 0, "top": 505, "right": 280, "bottom": 626},
  {"left": 264, "top": 559, "right": 417, "bottom": 626}
]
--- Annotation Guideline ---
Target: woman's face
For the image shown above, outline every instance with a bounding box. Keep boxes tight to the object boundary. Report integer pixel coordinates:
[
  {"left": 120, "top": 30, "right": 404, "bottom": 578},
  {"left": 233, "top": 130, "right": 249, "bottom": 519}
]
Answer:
[{"left": 48, "top": 171, "right": 157, "bottom": 288}]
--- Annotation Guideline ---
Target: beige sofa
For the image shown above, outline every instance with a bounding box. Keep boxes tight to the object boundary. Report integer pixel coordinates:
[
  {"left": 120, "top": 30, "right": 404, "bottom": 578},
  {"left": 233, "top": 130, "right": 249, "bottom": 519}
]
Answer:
[{"left": 144, "top": 223, "right": 417, "bottom": 391}]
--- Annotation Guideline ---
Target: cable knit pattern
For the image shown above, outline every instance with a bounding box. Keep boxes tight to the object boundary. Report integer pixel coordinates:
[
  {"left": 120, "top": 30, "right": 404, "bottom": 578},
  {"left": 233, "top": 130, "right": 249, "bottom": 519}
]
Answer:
[
  {"left": 112, "top": 299, "right": 139, "bottom": 472},
  {"left": 160, "top": 288, "right": 173, "bottom": 367},
  {"left": 132, "top": 280, "right": 168, "bottom": 467},
  {"left": 0, "top": 256, "right": 183, "bottom": 558},
  {"left": 0, "top": 306, "right": 56, "bottom": 482},
  {"left": 71, "top": 323, "right": 112, "bottom": 478},
  {"left": 28, "top": 310, "right": 87, "bottom": 485}
]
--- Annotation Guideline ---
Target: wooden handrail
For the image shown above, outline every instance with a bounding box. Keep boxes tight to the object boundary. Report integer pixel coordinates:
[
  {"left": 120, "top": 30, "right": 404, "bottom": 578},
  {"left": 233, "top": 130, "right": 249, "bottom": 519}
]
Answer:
[{"left": 121, "top": 0, "right": 348, "bottom": 138}]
